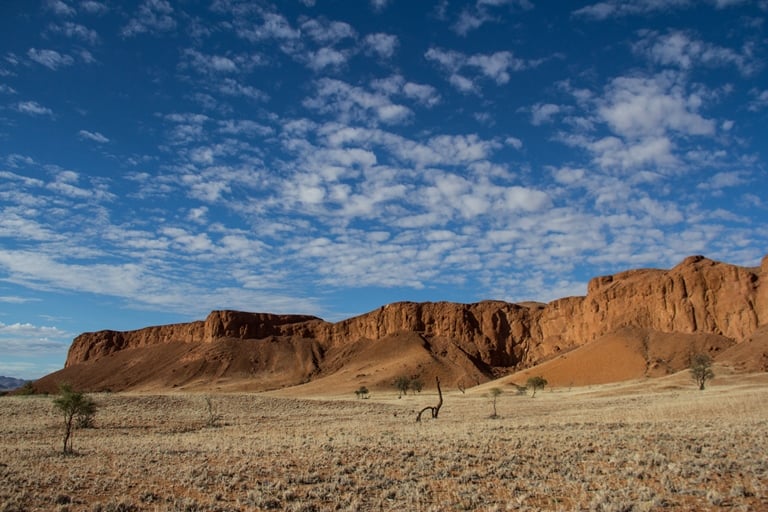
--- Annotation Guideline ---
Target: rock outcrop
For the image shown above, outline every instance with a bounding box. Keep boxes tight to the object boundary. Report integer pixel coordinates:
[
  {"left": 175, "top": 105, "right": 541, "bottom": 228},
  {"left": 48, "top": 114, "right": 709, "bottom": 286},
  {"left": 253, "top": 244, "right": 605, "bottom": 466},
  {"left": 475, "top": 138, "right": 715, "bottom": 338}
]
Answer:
[{"left": 64, "top": 254, "right": 768, "bottom": 379}]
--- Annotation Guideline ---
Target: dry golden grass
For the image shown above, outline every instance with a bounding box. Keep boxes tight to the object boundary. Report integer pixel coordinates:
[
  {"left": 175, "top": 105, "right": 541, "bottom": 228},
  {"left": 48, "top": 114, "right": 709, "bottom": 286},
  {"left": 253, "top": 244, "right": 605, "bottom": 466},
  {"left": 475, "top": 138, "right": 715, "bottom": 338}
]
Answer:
[{"left": 2, "top": 373, "right": 767, "bottom": 511}]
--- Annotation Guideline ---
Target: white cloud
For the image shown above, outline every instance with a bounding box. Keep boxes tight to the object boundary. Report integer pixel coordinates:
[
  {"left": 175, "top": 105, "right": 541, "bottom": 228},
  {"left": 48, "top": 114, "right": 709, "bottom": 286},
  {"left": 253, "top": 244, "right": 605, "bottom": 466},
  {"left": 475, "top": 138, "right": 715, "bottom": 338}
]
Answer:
[
  {"left": 0, "top": 322, "right": 67, "bottom": 339},
  {"left": 0, "top": 296, "right": 39, "bottom": 304},
  {"left": 0, "top": 211, "right": 61, "bottom": 242},
  {"left": 467, "top": 51, "right": 524, "bottom": 84},
  {"left": 46, "top": 169, "right": 114, "bottom": 201},
  {"left": 424, "top": 47, "right": 463, "bottom": 71},
  {"left": 304, "top": 78, "right": 413, "bottom": 125},
  {"left": 183, "top": 49, "right": 238, "bottom": 74},
  {"left": 453, "top": 9, "right": 491, "bottom": 35},
  {"left": 300, "top": 18, "right": 356, "bottom": 45},
  {"left": 0, "top": 250, "right": 143, "bottom": 298},
  {"left": 78, "top": 49, "right": 96, "bottom": 64},
  {"left": 218, "top": 78, "right": 269, "bottom": 101},
  {"left": 27, "top": 48, "right": 74, "bottom": 70},
  {"left": 162, "top": 112, "right": 209, "bottom": 143},
  {"left": 187, "top": 206, "right": 208, "bottom": 223},
  {"left": 576, "top": 134, "right": 678, "bottom": 171},
  {"left": 46, "top": 0, "right": 76, "bottom": 17},
  {"left": 505, "top": 137, "right": 523, "bottom": 150},
  {"left": 80, "top": 1, "right": 108, "bottom": 15},
  {"left": 122, "top": 0, "right": 177, "bottom": 37},
  {"left": 0, "top": 321, "right": 70, "bottom": 363},
  {"left": 530, "top": 103, "right": 561, "bottom": 125},
  {"left": 453, "top": 0, "right": 534, "bottom": 35},
  {"left": 403, "top": 82, "right": 440, "bottom": 107},
  {"left": 316, "top": 123, "right": 504, "bottom": 169},
  {"left": 697, "top": 171, "right": 748, "bottom": 190},
  {"left": 47, "top": 21, "right": 100, "bottom": 44},
  {"left": 370, "top": 0, "right": 392, "bottom": 12},
  {"left": 161, "top": 227, "right": 214, "bottom": 253},
  {"left": 478, "top": 0, "right": 534, "bottom": 6},
  {"left": 305, "top": 47, "right": 350, "bottom": 71},
  {"left": 633, "top": 30, "right": 757, "bottom": 76},
  {"left": 364, "top": 33, "right": 398, "bottom": 59},
  {"left": 552, "top": 166, "right": 586, "bottom": 185},
  {"left": 15, "top": 101, "right": 53, "bottom": 116},
  {"left": 597, "top": 73, "right": 715, "bottom": 138},
  {"left": 573, "top": 0, "right": 747, "bottom": 19},
  {"left": 233, "top": 10, "right": 300, "bottom": 42},
  {"left": 425, "top": 47, "right": 529, "bottom": 91},
  {"left": 573, "top": 0, "right": 691, "bottom": 20},
  {"left": 449, "top": 74, "right": 478, "bottom": 94},
  {"left": 78, "top": 130, "right": 109, "bottom": 143},
  {"left": 218, "top": 119, "right": 273, "bottom": 137},
  {"left": 748, "top": 89, "right": 768, "bottom": 111}
]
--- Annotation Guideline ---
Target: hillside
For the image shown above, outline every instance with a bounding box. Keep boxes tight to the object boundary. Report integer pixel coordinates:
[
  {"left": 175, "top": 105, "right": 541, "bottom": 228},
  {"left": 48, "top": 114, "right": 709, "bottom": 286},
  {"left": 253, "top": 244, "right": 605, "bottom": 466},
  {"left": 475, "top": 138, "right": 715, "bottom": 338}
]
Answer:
[
  {"left": 32, "top": 254, "right": 768, "bottom": 393},
  {"left": 0, "top": 376, "right": 28, "bottom": 391}
]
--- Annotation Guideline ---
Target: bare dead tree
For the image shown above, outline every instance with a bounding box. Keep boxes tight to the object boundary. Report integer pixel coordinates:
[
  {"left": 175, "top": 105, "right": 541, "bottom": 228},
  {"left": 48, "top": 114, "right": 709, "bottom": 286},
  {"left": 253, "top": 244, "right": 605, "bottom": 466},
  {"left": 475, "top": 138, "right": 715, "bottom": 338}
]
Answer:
[{"left": 416, "top": 376, "right": 443, "bottom": 422}]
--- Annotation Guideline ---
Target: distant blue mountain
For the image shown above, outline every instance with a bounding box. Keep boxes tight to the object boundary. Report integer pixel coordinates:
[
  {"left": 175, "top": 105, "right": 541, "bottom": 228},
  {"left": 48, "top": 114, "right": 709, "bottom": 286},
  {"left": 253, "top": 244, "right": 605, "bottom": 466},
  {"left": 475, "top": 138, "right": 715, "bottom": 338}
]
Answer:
[{"left": 0, "top": 376, "right": 29, "bottom": 391}]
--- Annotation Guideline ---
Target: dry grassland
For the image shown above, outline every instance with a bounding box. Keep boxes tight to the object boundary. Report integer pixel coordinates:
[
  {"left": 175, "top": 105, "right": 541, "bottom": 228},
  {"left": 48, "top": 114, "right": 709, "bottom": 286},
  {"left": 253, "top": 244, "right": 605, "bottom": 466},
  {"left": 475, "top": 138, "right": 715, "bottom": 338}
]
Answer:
[{"left": 2, "top": 375, "right": 767, "bottom": 511}]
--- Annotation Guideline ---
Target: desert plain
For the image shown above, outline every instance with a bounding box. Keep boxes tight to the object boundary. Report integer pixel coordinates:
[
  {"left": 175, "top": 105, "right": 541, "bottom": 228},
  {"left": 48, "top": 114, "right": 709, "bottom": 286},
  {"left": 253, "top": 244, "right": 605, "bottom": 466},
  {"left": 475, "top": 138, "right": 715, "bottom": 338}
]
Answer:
[{"left": 2, "top": 368, "right": 767, "bottom": 512}]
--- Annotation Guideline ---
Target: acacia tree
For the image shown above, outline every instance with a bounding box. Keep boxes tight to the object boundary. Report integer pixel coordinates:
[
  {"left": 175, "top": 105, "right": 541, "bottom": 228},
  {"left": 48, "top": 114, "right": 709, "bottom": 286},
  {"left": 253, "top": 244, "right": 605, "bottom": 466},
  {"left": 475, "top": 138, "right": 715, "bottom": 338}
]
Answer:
[
  {"left": 394, "top": 376, "right": 410, "bottom": 398},
  {"left": 526, "top": 376, "right": 548, "bottom": 398},
  {"left": 690, "top": 353, "right": 715, "bottom": 390},
  {"left": 53, "top": 384, "right": 96, "bottom": 454},
  {"left": 354, "top": 386, "right": 369, "bottom": 399},
  {"left": 488, "top": 387, "right": 502, "bottom": 418}
]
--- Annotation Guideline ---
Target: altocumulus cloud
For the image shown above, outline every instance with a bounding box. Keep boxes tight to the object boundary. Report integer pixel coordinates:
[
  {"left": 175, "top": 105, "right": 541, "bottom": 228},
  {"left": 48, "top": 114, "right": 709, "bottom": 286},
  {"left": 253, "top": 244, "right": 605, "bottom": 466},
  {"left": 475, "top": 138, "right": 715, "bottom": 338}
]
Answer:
[{"left": 78, "top": 130, "right": 110, "bottom": 143}]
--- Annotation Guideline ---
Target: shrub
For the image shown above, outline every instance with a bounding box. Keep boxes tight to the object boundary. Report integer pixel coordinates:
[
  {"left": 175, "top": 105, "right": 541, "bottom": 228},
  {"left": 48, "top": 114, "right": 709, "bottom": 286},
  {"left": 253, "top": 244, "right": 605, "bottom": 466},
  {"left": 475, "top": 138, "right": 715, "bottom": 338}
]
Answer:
[
  {"left": 487, "top": 387, "right": 502, "bottom": 418},
  {"left": 394, "top": 376, "right": 410, "bottom": 398},
  {"left": 526, "top": 376, "right": 548, "bottom": 398},
  {"left": 204, "top": 396, "right": 221, "bottom": 427},
  {"left": 52, "top": 384, "right": 97, "bottom": 454},
  {"left": 690, "top": 353, "right": 715, "bottom": 390},
  {"left": 17, "top": 382, "right": 36, "bottom": 395}
]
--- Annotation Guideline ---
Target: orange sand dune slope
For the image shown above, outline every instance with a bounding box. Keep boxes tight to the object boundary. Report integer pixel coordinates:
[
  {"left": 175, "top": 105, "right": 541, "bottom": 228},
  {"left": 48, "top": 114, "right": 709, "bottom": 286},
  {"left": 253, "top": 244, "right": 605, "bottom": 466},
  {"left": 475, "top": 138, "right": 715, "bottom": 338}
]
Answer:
[
  {"left": 717, "top": 324, "right": 768, "bottom": 373},
  {"left": 498, "top": 327, "right": 735, "bottom": 388},
  {"left": 271, "top": 331, "right": 487, "bottom": 397}
]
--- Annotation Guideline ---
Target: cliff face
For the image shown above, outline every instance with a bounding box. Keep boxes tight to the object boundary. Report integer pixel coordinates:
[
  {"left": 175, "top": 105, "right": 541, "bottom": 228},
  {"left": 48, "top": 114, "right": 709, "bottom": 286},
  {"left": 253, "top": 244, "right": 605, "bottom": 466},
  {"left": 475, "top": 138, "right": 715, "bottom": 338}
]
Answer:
[
  {"left": 65, "top": 254, "right": 768, "bottom": 372},
  {"left": 67, "top": 321, "right": 206, "bottom": 367},
  {"left": 533, "top": 255, "right": 767, "bottom": 360}
]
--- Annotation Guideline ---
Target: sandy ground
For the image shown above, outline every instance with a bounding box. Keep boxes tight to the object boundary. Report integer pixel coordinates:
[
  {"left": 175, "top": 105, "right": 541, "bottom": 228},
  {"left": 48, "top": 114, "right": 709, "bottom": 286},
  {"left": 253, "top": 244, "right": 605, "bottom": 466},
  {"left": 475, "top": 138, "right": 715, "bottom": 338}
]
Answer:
[{"left": 2, "top": 372, "right": 767, "bottom": 511}]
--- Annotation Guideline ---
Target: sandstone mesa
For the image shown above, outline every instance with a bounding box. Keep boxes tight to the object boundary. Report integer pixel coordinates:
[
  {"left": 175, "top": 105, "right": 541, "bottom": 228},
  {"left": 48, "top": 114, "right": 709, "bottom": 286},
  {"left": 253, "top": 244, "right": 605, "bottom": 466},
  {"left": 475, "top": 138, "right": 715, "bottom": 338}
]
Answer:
[{"left": 35, "top": 254, "right": 768, "bottom": 393}]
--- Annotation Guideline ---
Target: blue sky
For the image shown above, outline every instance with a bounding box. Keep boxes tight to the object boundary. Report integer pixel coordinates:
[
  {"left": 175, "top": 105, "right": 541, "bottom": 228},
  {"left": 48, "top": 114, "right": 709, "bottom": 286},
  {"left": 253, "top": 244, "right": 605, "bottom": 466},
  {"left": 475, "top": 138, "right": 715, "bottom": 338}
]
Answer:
[{"left": 1, "top": 0, "right": 767, "bottom": 379}]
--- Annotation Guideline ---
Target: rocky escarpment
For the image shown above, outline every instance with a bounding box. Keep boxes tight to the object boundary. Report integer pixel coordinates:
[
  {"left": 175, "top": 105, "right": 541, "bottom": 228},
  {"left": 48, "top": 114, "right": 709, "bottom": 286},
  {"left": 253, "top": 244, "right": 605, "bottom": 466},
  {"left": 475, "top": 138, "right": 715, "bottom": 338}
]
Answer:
[{"left": 65, "top": 254, "right": 768, "bottom": 374}]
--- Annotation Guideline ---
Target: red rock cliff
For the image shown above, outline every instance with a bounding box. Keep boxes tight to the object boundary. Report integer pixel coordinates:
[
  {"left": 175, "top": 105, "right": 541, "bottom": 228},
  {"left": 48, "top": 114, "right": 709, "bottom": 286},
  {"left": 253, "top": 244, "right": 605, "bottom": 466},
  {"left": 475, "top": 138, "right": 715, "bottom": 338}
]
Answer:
[{"left": 65, "top": 254, "right": 767, "bottom": 370}]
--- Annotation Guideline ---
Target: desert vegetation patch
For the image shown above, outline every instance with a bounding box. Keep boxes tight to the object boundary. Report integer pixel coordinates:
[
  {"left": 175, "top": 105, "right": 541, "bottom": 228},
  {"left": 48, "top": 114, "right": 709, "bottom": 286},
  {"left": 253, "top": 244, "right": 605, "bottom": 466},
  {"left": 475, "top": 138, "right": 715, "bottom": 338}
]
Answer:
[{"left": 2, "top": 375, "right": 767, "bottom": 511}]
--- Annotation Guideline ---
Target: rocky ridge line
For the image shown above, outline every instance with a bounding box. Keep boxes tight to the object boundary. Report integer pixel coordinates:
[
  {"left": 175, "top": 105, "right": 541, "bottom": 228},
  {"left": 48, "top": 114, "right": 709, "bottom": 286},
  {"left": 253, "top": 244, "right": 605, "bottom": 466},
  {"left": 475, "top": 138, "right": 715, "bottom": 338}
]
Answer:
[{"left": 66, "top": 254, "right": 768, "bottom": 371}]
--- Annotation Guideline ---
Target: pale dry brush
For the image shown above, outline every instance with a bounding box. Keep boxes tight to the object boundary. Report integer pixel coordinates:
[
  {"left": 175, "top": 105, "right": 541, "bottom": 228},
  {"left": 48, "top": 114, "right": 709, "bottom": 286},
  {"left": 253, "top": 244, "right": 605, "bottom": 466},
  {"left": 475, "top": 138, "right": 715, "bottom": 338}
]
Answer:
[{"left": 0, "top": 380, "right": 767, "bottom": 511}]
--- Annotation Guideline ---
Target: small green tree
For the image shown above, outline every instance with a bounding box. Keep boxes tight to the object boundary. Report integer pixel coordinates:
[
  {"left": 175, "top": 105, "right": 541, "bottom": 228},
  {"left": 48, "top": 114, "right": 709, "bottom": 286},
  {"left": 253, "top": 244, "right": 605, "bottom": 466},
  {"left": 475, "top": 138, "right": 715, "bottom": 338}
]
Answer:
[
  {"left": 354, "top": 386, "right": 369, "bottom": 399},
  {"left": 487, "top": 387, "right": 502, "bottom": 418},
  {"left": 53, "top": 384, "right": 96, "bottom": 454},
  {"left": 17, "top": 382, "right": 36, "bottom": 395},
  {"left": 394, "top": 376, "right": 410, "bottom": 398},
  {"left": 526, "top": 376, "right": 547, "bottom": 398},
  {"left": 690, "top": 353, "right": 715, "bottom": 390},
  {"left": 410, "top": 378, "right": 424, "bottom": 394}
]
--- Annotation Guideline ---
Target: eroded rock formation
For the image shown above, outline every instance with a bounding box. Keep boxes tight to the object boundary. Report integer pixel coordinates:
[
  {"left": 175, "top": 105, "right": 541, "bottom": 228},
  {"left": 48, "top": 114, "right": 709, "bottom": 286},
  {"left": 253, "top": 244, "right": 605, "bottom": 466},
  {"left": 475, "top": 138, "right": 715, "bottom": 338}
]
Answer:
[{"left": 65, "top": 254, "right": 768, "bottom": 375}]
